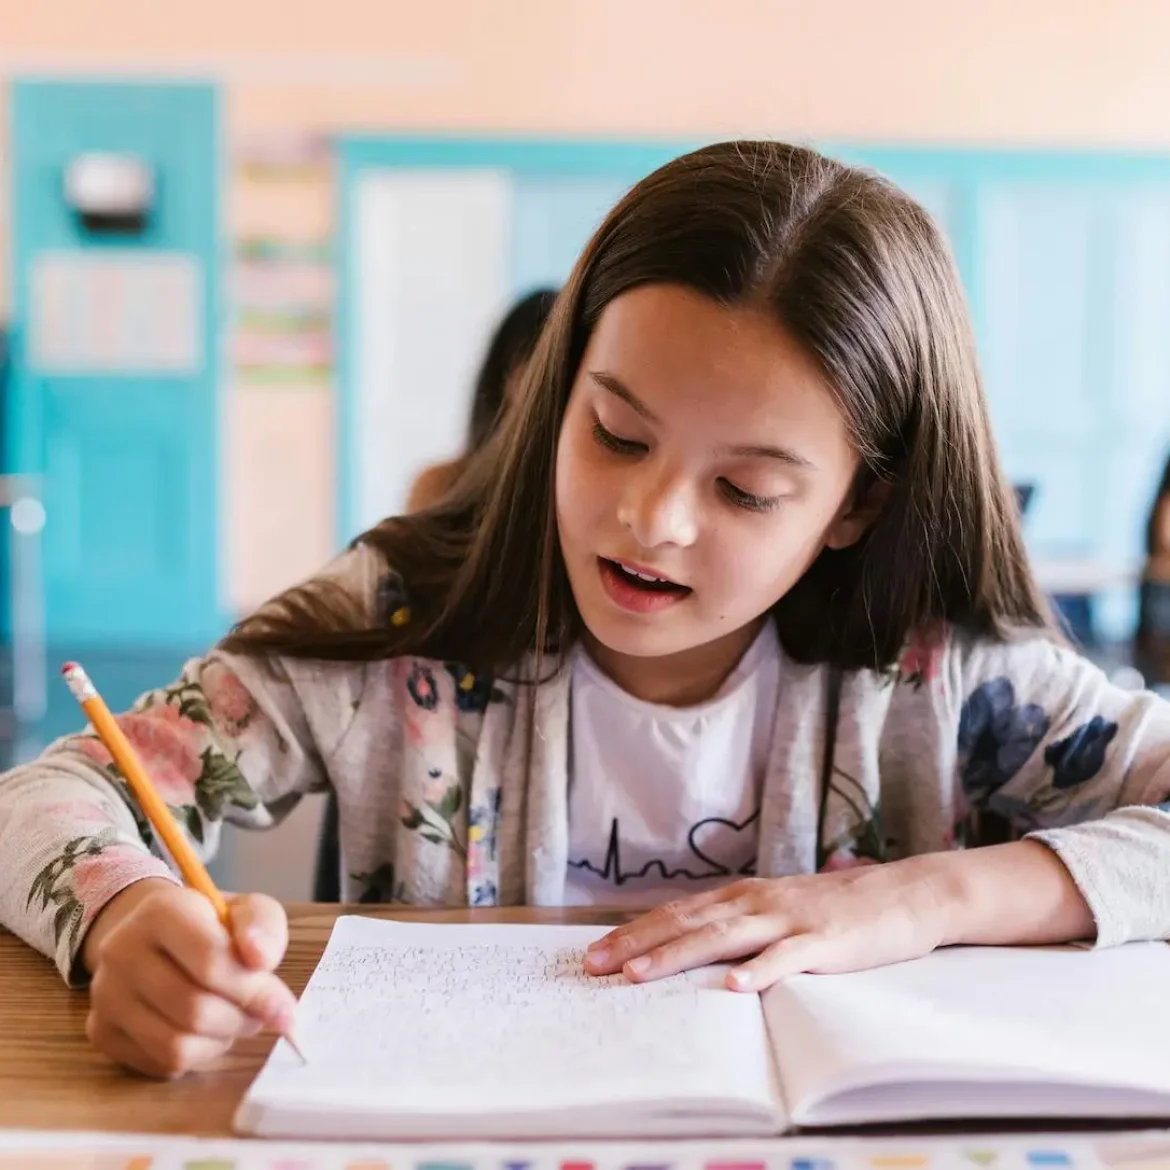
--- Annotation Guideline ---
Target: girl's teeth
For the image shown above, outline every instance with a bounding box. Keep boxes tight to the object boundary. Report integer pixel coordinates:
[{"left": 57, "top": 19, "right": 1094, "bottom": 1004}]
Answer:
[{"left": 623, "top": 564, "right": 665, "bottom": 583}]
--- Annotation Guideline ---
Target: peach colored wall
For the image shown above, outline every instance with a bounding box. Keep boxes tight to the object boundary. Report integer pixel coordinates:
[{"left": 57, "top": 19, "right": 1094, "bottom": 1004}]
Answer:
[
  {"left": 1, "top": 0, "right": 1169, "bottom": 145},
  {"left": 223, "top": 161, "right": 336, "bottom": 613}
]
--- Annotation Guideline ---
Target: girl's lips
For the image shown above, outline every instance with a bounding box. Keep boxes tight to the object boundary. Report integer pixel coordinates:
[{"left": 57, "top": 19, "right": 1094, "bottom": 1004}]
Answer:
[
  {"left": 597, "top": 557, "right": 692, "bottom": 614},
  {"left": 608, "top": 557, "right": 685, "bottom": 588}
]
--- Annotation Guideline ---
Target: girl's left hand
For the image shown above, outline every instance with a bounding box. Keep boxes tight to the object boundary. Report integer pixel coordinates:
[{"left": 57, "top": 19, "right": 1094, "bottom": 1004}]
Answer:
[{"left": 583, "top": 858, "right": 951, "bottom": 991}]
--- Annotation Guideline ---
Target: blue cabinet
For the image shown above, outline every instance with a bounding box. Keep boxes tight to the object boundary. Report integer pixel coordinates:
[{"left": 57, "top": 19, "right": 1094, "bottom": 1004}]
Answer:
[{"left": 9, "top": 81, "right": 222, "bottom": 648}]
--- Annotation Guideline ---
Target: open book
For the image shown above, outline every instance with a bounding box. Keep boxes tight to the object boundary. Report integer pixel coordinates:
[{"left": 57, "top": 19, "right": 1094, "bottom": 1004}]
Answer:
[{"left": 235, "top": 916, "right": 1170, "bottom": 1141}]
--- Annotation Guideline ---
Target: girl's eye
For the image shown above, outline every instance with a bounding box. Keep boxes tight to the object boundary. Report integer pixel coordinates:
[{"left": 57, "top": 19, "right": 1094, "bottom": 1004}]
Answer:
[
  {"left": 591, "top": 419, "right": 646, "bottom": 455},
  {"left": 590, "top": 415, "right": 779, "bottom": 513},
  {"left": 719, "top": 479, "right": 782, "bottom": 514}
]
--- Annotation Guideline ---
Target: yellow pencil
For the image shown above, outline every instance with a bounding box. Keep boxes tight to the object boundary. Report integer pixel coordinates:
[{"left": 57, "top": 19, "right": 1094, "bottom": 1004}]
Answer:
[{"left": 62, "top": 660, "right": 306, "bottom": 1064}]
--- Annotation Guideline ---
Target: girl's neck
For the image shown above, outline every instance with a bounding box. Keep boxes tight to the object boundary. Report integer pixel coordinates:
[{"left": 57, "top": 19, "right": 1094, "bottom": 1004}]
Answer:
[{"left": 581, "top": 618, "right": 766, "bottom": 707}]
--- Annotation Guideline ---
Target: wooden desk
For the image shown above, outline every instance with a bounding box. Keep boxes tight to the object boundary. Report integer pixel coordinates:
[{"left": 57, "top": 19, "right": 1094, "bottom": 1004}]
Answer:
[{"left": 0, "top": 904, "right": 620, "bottom": 1138}]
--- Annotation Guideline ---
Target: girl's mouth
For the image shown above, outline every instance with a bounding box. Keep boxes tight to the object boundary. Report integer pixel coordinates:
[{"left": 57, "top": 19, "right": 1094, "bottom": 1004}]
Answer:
[{"left": 597, "top": 557, "right": 692, "bottom": 613}]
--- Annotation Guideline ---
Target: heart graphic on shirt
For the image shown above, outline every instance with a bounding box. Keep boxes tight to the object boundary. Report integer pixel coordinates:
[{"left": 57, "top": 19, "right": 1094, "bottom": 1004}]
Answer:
[{"left": 687, "top": 809, "right": 760, "bottom": 876}]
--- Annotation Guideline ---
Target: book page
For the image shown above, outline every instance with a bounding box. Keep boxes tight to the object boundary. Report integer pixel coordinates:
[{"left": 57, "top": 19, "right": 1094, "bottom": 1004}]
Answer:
[
  {"left": 761, "top": 943, "right": 1170, "bottom": 1124},
  {"left": 244, "top": 916, "right": 779, "bottom": 1122}
]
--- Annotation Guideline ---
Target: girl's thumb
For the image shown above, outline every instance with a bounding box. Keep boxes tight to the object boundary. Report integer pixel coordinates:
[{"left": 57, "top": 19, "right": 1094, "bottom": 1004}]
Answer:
[{"left": 228, "top": 893, "right": 289, "bottom": 972}]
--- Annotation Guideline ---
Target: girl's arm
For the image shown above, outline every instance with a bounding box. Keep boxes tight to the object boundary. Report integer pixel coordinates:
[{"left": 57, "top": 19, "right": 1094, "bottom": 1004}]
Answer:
[
  {"left": 948, "top": 631, "right": 1170, "bottom": 947},
  {"left": 585, "top": 628, "right": 1170, "bottom": 987},
  {"left": 0, "top": 544, "right": 384, "bottom": 983}
]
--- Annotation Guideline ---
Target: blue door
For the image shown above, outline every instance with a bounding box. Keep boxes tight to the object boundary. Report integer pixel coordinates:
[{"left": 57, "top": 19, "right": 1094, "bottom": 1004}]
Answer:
[{"left": 9, "top": 81, "right": 221, "bottom": 649}]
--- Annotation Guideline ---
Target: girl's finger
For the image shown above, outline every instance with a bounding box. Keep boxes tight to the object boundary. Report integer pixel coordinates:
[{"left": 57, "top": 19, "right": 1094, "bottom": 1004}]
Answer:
[
  {"left": 87, "top": 1005, "right": 228, "bottom": 1081},
  {"left": 117, "top": 996, "right": 231, "bottom": 1079},
  {"left": 146, "top": 901, "right": 299, "bottom": 1028},
  {"left": 133, "top": 948, "right": 257, "bottom": 1041},
  {"left": 621, "top": 914, "right": 786, "bottom": 983},
  {"left": 228, "top": 892, "right": 289, "bottom": 972},
  {"left": 725, "top": 932, "right": 829, "bottom": 991},
  {"left": 584, "top": 886, "right": 747, "bottom": 974}
]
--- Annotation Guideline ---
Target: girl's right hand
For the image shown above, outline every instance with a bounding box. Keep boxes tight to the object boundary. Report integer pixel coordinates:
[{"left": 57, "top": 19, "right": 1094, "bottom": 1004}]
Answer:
[{"left": 81, "top": 878, "right": 298, "bottom": 1079}]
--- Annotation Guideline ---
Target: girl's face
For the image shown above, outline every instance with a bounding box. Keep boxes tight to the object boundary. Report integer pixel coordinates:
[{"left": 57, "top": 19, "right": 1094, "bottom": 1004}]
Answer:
[{"left": 555, "top": 284, "right": 873, "bottom": 693}]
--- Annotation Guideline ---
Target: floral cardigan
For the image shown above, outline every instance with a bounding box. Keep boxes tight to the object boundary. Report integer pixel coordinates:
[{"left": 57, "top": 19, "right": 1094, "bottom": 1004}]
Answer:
[{"left": 2, "top": 542, "right": 1169, "bottom": 983}]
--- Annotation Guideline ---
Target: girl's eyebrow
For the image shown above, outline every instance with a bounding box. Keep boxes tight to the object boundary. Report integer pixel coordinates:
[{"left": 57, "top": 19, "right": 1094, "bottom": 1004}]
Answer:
[
  {"left": 725, "top": 441, "right": 816, "bottom": 471},
  {"left": 590, "top": 370, "right": 659, "bottom": 422},
  {"left": 589, "top": 369, "right": 816, "bottom": 471}
]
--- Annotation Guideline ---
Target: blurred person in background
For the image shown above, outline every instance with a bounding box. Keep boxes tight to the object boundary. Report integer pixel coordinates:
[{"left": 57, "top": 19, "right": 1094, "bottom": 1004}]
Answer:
[{"left": 407, "top": 287, "right": 559, "bottom": 511}]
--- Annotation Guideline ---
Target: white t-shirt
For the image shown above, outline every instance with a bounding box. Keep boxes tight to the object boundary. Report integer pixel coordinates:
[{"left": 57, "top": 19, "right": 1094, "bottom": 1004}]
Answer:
[{"left": 564, "top": 621, "right": 781, "bottom": 907}]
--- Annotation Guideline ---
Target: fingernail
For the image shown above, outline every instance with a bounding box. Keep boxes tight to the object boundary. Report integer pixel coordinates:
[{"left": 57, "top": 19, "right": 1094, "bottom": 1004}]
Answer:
[
  {"left": 254, "top": 989, "right": 295, "bottom": 1028},
  {"left": 626, "top": 956, "right": 650, "bottom": 976},
  {"left": 586, "top": 947, "right": 609, "bottom": 967},
  {"left": 728, "top": 968, "right": 753, "bottom": 990},
  {"left": 268, "top": 1002, "right": 294, "bottom": 1031}
]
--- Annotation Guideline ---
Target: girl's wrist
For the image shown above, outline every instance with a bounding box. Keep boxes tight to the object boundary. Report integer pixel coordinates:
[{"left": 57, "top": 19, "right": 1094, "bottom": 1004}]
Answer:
[
  {"left": 912, "top": 840, "right": 1096, "bottom": 950},
  {"left": 887, "top": 851, "right": 966, "bottom": 951},
  {"left": 81, "top": 876, "right": 178, "bottom": 975}
]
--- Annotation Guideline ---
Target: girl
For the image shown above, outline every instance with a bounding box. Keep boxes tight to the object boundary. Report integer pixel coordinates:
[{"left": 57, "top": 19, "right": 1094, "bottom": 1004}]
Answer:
[
  {"left": 2, "top": 141, "right": 1169, "bottom": 1081},
  {"left": 406, "top": 287, "right": 558, "bottom": 512}
]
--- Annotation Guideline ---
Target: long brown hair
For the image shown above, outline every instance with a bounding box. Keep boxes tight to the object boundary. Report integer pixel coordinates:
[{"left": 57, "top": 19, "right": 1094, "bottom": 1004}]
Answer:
[{"left": 223, "top": 141, "right": 1053, "bottom": 673}]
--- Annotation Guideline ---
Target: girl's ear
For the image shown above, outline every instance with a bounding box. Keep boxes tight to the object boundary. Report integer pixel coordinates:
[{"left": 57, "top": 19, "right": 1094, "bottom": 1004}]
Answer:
[{"left": 823, "top": 476, "right": 890, "bottom": 551}]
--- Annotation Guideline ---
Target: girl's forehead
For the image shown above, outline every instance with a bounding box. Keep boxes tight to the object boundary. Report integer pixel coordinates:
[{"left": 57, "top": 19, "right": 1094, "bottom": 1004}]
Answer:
[
  {"left": 581, "top": 284, "right": 850, "bottom": 439},
  {"left": 589, "top": 286, "right": 813, "bottom": 380}
]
